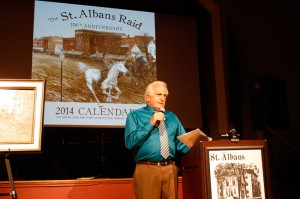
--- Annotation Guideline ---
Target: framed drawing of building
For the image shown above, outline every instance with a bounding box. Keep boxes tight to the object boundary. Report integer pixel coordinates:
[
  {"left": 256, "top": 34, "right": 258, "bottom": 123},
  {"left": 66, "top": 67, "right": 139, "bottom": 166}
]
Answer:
[
  {"left": 0, "top": 79, "right": 45, "bottom": 152},
  {"left": 181, "top": 140, "right": 272, "bottom": 199},
  {"left": 204, "top": 140, "right": 271, "bottom": 199}
]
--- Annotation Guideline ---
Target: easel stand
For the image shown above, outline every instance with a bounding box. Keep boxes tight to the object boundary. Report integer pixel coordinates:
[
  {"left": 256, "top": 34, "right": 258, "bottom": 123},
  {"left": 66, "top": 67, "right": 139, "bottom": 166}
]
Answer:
[{"left": 0, "top": 153, "right": 17, "bottom": 199}]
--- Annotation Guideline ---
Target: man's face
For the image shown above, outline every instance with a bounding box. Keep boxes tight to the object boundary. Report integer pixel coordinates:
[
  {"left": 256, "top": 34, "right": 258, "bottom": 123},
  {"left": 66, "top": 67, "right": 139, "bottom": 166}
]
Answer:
[{"left": 146, "top": 86, "right": 168, "bottom": 111}]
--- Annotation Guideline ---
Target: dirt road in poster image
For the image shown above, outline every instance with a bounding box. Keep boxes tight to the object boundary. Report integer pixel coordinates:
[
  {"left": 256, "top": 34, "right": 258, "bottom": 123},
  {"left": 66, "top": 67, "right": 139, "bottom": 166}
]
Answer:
[{"left": 32, "top": 52, "right": 155, "bottom": 104}]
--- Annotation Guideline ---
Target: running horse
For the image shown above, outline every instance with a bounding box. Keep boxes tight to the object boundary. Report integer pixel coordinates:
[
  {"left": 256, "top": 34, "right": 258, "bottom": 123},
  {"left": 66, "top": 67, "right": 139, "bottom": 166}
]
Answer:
[{"left": 78, "top": 61, "right": 128, "bottom": 104}]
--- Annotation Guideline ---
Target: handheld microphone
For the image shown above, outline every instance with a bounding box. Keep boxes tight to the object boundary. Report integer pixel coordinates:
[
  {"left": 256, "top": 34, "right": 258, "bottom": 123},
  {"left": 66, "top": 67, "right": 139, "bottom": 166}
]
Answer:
[{"left": 155, "top": 107, "right": 165, "bottom": 127}]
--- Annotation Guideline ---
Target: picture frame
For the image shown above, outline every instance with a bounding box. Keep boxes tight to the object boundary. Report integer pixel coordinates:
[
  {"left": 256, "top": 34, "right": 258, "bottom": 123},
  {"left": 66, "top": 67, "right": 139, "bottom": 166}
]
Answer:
[
  {"left": 0, "top": 79, "right": 45, "bottom": 152},
  {"left": 204, "top": 140, "right": 271, "bottom": 199}
]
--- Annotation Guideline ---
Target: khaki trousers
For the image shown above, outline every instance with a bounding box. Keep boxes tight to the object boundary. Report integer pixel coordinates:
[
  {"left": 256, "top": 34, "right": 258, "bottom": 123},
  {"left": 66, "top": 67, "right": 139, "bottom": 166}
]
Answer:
[{"left": 133, "top": 164, "right": 179, "bottom": 199}]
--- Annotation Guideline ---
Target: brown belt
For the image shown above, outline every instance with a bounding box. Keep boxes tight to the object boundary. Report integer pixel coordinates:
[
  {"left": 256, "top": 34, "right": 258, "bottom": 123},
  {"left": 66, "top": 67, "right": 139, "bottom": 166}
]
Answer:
[{"left": 137, "top": 161, "right": 176, "bottom": 166}]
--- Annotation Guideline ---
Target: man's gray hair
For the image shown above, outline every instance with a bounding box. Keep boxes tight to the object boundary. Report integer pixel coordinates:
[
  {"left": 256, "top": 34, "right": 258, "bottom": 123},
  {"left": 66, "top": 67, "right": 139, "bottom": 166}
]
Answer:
[{"left": 144, "top": 81, "right": 168, "bottom": 102}]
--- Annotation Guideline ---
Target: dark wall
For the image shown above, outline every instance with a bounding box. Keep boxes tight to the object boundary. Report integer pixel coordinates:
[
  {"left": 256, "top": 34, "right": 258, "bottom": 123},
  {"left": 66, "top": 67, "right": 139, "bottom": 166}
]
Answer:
[
  {"left": 215, "top": 0, "right": 300, "bottom": 198},
  {"left": 1, "top": 128, "right": 135, "bottom": 180},
  {"left": 0, "top": 1, "right": 34, "bottom": 78}
]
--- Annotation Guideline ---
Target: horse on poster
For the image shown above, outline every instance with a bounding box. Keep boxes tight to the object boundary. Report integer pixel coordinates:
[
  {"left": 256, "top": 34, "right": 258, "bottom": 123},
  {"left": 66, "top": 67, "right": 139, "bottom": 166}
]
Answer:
[
  {"left": 125, "top": 55, "right": 150, "bottom": 85},
  {"left": 78, "top": 61, "right": 128, "bottom": 105}
]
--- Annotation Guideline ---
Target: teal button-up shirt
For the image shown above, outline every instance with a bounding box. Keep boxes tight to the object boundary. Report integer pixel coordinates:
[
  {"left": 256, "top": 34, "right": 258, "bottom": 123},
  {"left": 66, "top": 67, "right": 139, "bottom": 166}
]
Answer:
[{"left": 124, "top": 105, "right": 190, "bottom": 162}]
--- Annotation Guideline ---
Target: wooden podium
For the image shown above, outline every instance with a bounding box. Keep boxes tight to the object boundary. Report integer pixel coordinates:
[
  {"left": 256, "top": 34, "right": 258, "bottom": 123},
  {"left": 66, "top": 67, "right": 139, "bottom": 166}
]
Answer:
[{"left": 181, "top": 140, "right": 272, "bottom": 199}]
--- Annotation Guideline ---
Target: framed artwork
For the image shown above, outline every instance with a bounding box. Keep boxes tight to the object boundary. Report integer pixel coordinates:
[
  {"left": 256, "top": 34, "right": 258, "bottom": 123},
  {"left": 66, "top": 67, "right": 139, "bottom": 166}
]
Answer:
[
  {"left": 204, "top": 141, "right": 270, "bottom": 199},
  {"left": 0, "top": 79, "right": 45, "bottom": 152}
]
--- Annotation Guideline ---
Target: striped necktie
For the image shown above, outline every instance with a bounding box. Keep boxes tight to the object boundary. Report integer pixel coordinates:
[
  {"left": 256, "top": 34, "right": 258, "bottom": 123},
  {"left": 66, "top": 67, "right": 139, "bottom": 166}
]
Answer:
[{"left": 158, "top": 121, "right": 169, "bottom": 159}]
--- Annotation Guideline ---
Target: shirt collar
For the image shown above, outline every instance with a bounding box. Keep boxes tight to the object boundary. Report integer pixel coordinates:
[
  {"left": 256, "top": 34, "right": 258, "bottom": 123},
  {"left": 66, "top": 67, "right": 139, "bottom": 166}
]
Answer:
[{"left": 145, "top": 104, "right": 156, "bottom": 113}]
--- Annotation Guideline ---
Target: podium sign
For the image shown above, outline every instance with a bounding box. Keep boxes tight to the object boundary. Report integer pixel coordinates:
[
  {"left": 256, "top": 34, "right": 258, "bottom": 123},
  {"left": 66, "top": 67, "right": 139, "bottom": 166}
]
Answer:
[{"left": 181, "top": 140, "right": 271, "bottom": 199}]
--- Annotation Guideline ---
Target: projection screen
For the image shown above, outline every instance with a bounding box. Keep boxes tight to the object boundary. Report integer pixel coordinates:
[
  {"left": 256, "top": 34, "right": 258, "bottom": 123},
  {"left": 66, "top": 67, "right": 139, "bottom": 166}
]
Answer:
[{"left": 32, "top": 0, "right": 202, "bottom": 129}]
